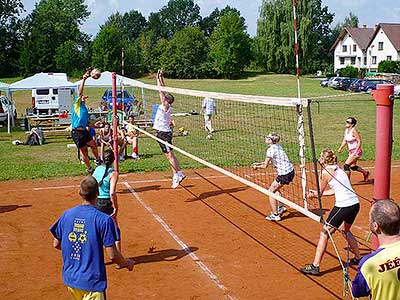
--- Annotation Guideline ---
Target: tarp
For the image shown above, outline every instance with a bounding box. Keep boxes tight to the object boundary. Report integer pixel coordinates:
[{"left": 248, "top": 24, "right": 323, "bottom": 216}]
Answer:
[
  {"left": 9, "top": 73, "right": 76, "bottom": 91},
  {"left": 74, "top": 71, "right": 142, "bottom": 87},
  {"left": 0, "top": 81, "right": 9, "bottom": 90}
]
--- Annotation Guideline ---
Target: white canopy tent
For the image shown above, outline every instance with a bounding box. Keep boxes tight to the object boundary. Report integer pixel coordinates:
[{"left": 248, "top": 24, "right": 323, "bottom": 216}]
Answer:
[
  {"left": 8, "top": 72, "right": 75, "bottom": 91},
  {"left": 6, "top": 73, "right": 76, "bottom": 134},
  {"left": 0, "top": 82, "right": 9, "bottom": 91},
  {"left": 74, "top": 71, "right": 142, "bottom": 87}
]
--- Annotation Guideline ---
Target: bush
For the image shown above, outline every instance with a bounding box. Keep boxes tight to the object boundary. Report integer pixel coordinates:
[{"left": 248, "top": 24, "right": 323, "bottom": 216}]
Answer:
[
  {"left": 339, "top": 66, "right": 358, "bottom": 78},
  {"left": 358, "top": 68, "right": 367, "bottom": 79},
  {"left": 378, "top": 60, "right": 400, "bottom": 73}
]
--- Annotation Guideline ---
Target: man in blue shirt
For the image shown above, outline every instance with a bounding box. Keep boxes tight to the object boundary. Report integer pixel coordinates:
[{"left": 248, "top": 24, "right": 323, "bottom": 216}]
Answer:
[
  {"left": 71, "top": 69, "right": 100, "bottom": 174},
  {"left": 50, "top": 176, "right": 134, "bottom": 299}
]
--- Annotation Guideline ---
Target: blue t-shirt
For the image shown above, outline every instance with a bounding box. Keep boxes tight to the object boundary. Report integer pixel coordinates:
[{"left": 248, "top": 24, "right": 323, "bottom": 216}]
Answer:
[
  {"left": 50, "top": 205, "right": 119, "bottom": 292},
  {"left": 93, "top": 165, "right": 114, "bottom": 199},
  {"left": 72, "top": 96, "right": 89, "bottom": 129}
]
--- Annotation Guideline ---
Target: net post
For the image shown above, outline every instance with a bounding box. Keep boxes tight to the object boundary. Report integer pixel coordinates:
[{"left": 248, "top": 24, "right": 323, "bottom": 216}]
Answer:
[
  {"left": 112, "top": 72, "right": 119, "bottom": 171},
  {"left": 306, "top": 99, "right": 324, "bottom": 223},
  {"left": 296, "top": 103, "right": 307, "bottom": 209},
  {"left": 370, "top": 83, "right": 394, "bottom": 249}
]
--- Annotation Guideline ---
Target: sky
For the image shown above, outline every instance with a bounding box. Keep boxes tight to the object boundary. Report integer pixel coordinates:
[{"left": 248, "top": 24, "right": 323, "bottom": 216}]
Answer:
[{"left": 20, "top": 0, "right": 400, "bottom": 38}]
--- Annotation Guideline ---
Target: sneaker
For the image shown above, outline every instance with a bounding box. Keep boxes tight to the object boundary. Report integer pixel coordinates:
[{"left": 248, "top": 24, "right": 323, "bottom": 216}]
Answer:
[
  {"left": 87, "top": 167, "right": 94, "bottom": 174},
  {"left": 119, "top": 155, "right": 125, "bottom": 161},
  {"left": 350, "top": 257, "right": 361, "bottom": 265},
  {"left": 278, "top": 205, "right": 287, "bottom": 215},
  {"left": 131, "top": 153, "right": 140, "bottom": 160},
  {"left": 265, "top": 213, "right": 281, "bottom": 221},
  {"left": 300, "top": 264, "right": 320, "bottom": 275},
  {"left": 171, "top": 173, "right": 186, "bottom": 189}
]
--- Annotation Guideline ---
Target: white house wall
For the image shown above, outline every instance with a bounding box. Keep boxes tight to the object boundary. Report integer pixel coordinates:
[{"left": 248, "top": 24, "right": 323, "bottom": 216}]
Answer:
[
  {"left": 334, "top": 33, "right": 368, "bottom": 72},
  {"left": 368, "top": 28, "right": 399, "bottom": 71}
]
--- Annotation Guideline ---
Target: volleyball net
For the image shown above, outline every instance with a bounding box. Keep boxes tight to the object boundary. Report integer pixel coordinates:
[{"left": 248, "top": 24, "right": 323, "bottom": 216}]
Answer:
[{"left": 129, "top": 81, "right": 322, "bottom": 222}]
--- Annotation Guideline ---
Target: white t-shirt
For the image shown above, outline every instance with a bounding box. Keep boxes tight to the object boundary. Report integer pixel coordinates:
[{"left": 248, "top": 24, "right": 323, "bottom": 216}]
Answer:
[
  {"left": 153, "top": 104, "right": 172, "bottom": 132},
  {"left": 325, "top": 165, "right": 359, "bottom": 207},
  {"left": 202, "top": 97, "right": 216, "bottom": 115},
  {"left": 266, "top": 143, "right": 294, "bottom": 176}
]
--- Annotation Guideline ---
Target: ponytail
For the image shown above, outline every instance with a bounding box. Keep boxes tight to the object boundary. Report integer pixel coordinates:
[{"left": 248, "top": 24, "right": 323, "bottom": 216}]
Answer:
[{"left": 99, "top": 149, "right": 115, "bottom": 186}]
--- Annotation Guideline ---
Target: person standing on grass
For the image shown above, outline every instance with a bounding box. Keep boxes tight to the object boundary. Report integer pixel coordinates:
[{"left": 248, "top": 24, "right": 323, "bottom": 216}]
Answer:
[
  {"left": 337, "top": 117, "right": 369, "bottom": 181},
  {"left": 50, "top": 176, "right": 134, "bottom": 300},
  {"left": 352, "top": 199, "right": 400, "bottom": 300},
  {"left": 153, "top": 69, "right": 185, "bottom": 189},
  {"left": 71, "top": 70, "right": 100, "bottom": 174},
  {"left": 252, "top": 132, "right": 294, "bottom": 221},
  {"left": 201, "top": 97, "right": 216, "bottom": 133},
  {"left": 93, "top": 149, "right": 122, "bottom": 255},
  {"left": 300, "top": 149, "right": 362, "bottom": 276}
]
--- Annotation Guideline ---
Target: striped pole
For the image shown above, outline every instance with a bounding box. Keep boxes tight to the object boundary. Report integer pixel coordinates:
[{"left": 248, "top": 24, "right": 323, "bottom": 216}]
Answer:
[
  {"left": 112, "top": 72, "right": 119, "bottom": 171},
  {"left": 292, "top": 0, "right": 301, "bottom": 98},
  {"left": 292, "top": 0, "right": 307, "bottom": 208}
]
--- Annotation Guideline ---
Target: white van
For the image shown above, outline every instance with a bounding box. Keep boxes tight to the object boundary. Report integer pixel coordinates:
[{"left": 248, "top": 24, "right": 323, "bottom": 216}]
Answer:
[{"left": 32, "top": 87, "right": 73, "bottom": 115}]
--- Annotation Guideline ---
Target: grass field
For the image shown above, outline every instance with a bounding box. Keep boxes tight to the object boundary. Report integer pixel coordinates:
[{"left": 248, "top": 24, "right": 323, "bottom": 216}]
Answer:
[{"left": 0, "top": 73, "right": 398, "bottom": 181}]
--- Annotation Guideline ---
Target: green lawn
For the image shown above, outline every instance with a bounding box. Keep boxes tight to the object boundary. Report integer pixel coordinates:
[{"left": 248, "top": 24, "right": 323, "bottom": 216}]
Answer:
[{"left": 0, "top": 73, "right": 397, "bottom": 181}]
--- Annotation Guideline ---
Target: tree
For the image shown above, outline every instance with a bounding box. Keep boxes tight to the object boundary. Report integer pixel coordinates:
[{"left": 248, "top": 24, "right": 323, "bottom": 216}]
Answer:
[
  {"left": 209, "top": 11, "right": 251, "bottom": 79},
  {"left": 19, "top": 0, "right": 89, "bottom": 75},
  {"left": 200, "top": 6, "right": 241, "bottom": 37},
  {"left": 104, "top": 10, "right": 147, "bottom": 42},
  {"left": 256, "top": 0, "right": 334, "bottom": 74},
  {"left": 161, "top": 26, "right": 209, "bottom": 78},
  {"left": 147, "top": 0, "right": 201, "bottom": 39},
  {"left": 138, "top": 30, "right": 161, "bottom": 74},
  {"left": 0, "top": 0, "right": 24, "bottom": 76},
  {"left": 55, "top": 40, "right": 82, "bottom": 76},
  {"left": 91, "top": 25, "right": 125, "bottom": 72}
]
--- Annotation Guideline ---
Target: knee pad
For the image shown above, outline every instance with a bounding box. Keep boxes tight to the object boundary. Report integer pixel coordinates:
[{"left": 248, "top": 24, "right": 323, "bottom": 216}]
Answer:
[
  {"left": 350, "top": 166, "right": 359, "bottom": 171},
  {"left": 343, "top": 164, "right": 351, "bottom": 171}
]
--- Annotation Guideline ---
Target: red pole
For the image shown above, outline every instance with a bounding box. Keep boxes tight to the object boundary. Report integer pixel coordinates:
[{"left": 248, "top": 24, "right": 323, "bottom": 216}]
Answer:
[
  {"left": 112, "top": 72, "right": 119, "bottom": 171},
  {"left": 371, "top": 83, "right": 394, "bottom": 248}
]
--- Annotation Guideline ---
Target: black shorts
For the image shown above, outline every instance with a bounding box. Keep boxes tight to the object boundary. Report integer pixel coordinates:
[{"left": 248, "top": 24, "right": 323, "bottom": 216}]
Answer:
[
  {"left": 157, "top": 131, "right": 173, "bottom": 153},
  {"left": 71, "top": 129, "right": 92, "bottom": 149},
  {"left": 276, "top": 169, "right": 295, "bottom": 185},
  {"left": 96, "top": 198, "right": 114, "bottom": 215},
  {"left": 326, "top": 203, "right": 360, "bottom": 229}
]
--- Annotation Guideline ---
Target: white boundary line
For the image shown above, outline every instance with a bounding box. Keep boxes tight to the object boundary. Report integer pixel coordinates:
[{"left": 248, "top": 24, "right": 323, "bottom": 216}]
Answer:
[{"left": 123, "top": 181, "right": 237, "bottom": 300}]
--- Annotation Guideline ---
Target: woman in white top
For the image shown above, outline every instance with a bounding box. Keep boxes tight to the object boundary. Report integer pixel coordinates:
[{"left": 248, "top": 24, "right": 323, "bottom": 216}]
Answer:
[
  {"left": 337, "top": 117, "right": 369, "bottom": 181},
  {"left": 153, "top": 70, "right": 185, "bottom": 189},
  {"left": 253, "top": 132, "right": 295, "bottom": 221},
  {"left": 99, "top": 122, "right": 112, "bottom": 161},
  {"left": 300, "top": 149, "right": 362, "bottom": 275}
]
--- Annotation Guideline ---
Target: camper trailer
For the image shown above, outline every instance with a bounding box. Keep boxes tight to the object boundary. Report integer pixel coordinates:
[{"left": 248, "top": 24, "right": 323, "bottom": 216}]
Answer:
[
  {"left": 32, "top": 87, "right": 73, "bottom": 115},
  {"left": 31, "top": 73, "right": 74, "bottom": 116}
]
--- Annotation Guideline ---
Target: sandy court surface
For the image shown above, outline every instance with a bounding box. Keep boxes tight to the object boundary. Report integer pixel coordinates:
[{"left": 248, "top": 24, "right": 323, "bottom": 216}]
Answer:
[{"left": 0, "top": 163, "right": 395, "bottom": 300}]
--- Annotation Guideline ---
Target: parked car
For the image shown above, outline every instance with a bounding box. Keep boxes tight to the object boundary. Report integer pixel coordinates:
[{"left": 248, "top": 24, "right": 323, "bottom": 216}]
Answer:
[
  {"left": 0, "top": 95, "right": 17, "bottom": 124},
  {"left": 320, "top": 77, "right": 333, "bottom": 87},
  {"left": 334, "top": 78, "right": 357, "bottom": 91},
  {"left": 101, "top": 89, "right": 135, "bottom": 112},
  {"left": 359, "top": 79, "right": 393, "bottom": 93},
  {"left": 395, "top": 84, "right": 400, "bottom": 96},
  {"left": 328, "top": 77, "right": 348, "bottom": 88},
  {"left": 348, "top": 79, "right": 364, "bottom": 92}
]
